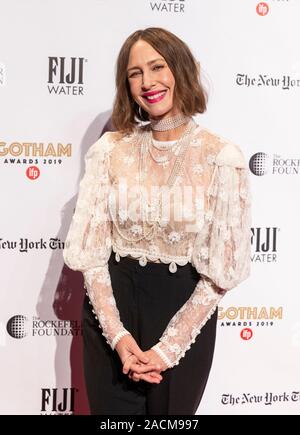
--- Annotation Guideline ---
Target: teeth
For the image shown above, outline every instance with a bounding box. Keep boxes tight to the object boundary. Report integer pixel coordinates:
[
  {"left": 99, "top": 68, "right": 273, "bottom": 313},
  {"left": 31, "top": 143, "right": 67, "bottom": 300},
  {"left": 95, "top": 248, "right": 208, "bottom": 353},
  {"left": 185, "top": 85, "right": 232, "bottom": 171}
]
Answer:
[{"left": 145, "top": 91, "right": 165, "bottom": 100}]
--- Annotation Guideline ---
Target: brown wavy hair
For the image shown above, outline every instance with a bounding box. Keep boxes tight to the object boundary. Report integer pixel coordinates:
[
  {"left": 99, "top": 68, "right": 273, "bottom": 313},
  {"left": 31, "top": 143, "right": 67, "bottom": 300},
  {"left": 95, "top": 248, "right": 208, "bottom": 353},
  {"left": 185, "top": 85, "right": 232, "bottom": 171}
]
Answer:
[{"left": 111, "top": 27, "right": 208, "bottom": 133}]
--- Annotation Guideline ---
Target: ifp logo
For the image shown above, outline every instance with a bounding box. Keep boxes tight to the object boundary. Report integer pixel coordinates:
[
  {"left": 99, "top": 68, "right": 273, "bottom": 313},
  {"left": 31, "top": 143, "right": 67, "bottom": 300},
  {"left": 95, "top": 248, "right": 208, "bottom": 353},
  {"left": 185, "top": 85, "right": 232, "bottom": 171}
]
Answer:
[
  {"left": 256, "top": 2, "right": 269, "bottom": 16},
  {"left": 26, "top": 166, "right": 40, "bottom": 180},
  {"left": 240, "top": 328, "right": 253, "bottom": 341}
]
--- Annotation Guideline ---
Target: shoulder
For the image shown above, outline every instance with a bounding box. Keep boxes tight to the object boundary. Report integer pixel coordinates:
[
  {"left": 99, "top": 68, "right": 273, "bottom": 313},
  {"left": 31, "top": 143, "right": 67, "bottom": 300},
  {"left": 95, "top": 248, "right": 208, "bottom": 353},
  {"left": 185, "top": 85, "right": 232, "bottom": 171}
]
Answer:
[
  {"left": 215, "top": 141, "right": 247, "bottom": 168},
  {"left": 85, "top": 131, "right": 122, "bottom": 161},
  {"left": 195, "top": 124, "right": 247, "bottom": 169}
]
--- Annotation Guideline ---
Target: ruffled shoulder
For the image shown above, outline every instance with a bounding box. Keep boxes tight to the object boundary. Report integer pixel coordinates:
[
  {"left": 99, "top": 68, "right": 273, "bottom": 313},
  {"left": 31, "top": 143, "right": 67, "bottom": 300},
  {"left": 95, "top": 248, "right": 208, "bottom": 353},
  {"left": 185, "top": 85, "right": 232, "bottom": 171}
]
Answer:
[
  {"left": 215, "top": 142, "right": 247, "bottom": 169},
  {"left": 85, "top": 131, "right": 117, "bottom": 162}
]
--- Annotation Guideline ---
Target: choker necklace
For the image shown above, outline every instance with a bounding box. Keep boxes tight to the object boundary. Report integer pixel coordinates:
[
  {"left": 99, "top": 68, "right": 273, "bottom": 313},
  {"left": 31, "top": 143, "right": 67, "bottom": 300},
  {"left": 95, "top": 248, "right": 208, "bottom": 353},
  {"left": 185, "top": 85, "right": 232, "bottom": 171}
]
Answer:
[{"left": 150, "top": 113, "right": 191, "bottom": 131}]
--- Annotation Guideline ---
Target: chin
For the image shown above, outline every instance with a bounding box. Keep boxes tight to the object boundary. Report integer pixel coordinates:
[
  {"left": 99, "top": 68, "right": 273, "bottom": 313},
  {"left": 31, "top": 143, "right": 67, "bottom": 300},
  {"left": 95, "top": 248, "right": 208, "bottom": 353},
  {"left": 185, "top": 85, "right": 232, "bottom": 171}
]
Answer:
[{"left": 147, "top": 107, "right": 173, "bottom": 119}]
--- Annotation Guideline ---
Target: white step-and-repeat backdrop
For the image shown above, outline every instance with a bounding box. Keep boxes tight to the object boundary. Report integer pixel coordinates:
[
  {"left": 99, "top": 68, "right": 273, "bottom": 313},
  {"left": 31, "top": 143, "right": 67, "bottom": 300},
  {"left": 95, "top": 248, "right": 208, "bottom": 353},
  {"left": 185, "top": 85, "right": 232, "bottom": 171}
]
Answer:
[{"left": 1, "top": 0, "right": 299, "bottom": 415}]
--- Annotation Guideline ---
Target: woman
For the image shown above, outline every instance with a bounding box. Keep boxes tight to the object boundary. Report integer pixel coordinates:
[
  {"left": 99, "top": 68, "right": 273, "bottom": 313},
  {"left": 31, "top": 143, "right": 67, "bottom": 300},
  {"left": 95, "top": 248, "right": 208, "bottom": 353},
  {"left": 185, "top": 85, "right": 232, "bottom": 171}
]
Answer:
[{"left": 63, "top": 27, "right": 251, "bottom": 415}]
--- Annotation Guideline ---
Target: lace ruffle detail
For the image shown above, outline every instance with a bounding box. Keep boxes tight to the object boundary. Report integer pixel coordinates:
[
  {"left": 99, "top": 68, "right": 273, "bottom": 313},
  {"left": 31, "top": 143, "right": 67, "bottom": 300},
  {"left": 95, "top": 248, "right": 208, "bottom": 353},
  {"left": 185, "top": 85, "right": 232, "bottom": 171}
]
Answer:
[
  {"left": 151, "top": 343, "right": 173, "bottom": 369},
  {"left": 112, "top": 244, "right": 191, "bottom": 273},
  {"left": 152, "top": 277, "right": 223, "bottom": 368},
  {"left": 111, "top": 330, "right": 131, "bottom": 350},
  {"left": 63, "top": 133, "right": 131, "bottom": 351},
  {"left": 172, "top": 302, "right": 219, "bottom": 367}
]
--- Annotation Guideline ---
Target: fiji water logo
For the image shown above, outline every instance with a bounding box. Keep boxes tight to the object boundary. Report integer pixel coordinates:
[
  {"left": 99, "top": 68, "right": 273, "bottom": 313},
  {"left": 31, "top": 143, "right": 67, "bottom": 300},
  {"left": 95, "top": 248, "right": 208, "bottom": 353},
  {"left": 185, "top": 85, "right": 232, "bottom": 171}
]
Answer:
[
  {"left": 41, "top": 388, "right": 78, "bottom": 414},
  {"left": 149, "top": 0, "right": 186, "bottom": 13}
]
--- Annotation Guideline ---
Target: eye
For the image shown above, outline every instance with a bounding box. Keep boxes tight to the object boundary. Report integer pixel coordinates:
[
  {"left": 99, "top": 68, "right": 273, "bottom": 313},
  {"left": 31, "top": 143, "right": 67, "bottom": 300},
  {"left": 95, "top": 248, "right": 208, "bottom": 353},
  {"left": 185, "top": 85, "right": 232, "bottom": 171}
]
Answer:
[
  {"left": 128, "top": 71, "right": 141, "bottom": 78},
  {"left": 153, "top": 64, "right": 164, "bottom": 71}
]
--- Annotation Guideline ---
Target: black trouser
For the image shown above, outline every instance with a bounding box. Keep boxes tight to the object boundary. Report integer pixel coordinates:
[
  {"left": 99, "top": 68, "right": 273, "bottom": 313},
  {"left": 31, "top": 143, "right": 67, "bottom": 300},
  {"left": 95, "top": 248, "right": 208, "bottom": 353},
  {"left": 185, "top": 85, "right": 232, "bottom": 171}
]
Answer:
[{"left": 82, "top": 252, "right": 218, "bottom": 415}]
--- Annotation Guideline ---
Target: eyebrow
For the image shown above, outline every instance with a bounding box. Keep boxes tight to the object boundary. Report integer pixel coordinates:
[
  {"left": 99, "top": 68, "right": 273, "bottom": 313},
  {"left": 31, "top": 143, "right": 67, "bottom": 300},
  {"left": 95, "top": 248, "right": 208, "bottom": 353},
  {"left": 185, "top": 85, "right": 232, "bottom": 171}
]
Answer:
[{"left": 127, "top": 58, "right": 165, "bottom": 73}]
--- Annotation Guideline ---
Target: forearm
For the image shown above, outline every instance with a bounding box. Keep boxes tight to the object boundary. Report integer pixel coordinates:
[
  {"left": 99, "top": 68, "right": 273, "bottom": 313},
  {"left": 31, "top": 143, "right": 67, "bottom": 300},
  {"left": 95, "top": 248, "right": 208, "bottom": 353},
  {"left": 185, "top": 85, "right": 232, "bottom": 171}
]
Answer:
[
  {"left": 151, "top": 277, "right": 224, "bottom": 368},
  {"left": 83, "top": 266, "right": 131, "bottom": 349}
]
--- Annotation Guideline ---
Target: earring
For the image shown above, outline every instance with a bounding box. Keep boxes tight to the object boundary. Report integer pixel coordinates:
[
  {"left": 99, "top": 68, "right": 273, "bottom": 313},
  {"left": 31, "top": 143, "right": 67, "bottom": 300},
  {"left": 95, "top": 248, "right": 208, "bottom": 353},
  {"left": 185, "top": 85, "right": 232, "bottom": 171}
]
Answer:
[
  {"left": 138, "top": 105, "right": 143, "bottom": 119},
  {"left": 138, "top": 105, "right": 148, "bottom": 121}
]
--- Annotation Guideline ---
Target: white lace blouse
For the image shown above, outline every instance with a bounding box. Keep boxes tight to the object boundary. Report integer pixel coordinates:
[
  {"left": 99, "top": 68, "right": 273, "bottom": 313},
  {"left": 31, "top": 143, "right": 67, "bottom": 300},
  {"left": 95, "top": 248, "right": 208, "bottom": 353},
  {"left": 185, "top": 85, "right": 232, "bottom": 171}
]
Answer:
[{"left": 63, "top": 122, "right": 252, "bottom": 369}]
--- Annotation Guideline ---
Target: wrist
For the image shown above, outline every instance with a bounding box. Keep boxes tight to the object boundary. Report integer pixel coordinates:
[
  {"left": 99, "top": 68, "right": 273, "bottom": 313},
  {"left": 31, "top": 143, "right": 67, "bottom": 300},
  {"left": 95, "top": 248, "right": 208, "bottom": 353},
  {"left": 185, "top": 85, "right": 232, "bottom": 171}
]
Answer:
[
  {"left": 151, "top": 343, "right": 173, "bottom": 369},
  {"left": 111, "top": 330, "right": 131, "bottom": 350}
]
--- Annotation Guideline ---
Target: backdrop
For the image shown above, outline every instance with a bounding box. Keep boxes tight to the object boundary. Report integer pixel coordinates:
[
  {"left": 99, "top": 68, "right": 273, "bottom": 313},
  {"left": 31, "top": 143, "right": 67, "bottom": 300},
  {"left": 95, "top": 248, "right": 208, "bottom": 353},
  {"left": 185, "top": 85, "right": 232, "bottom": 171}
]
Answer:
[{"left": 1, "top": 0, "right": 299, "bottom": 415}]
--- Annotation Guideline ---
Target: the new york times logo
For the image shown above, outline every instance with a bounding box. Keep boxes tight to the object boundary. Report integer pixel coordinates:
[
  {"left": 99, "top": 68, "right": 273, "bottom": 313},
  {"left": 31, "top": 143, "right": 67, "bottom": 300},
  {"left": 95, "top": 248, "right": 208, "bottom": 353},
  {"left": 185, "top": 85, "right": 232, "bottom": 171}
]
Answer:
[
  {"left": 47, "top": 57, "right": 87, "bottom": 96},
  {"left": 222, "top": 391, "right": 300, "bottom": 407},
  {"left": 150, "top": 0, "right": 186, "bottom": 13},
  {"left": 41, "top": 388, "right": 77, "bottom": 414},
  {"left": 236, "top": 73, "right": 300, "bottom": 90},
  {"left": 0, "top": 63, "right": 6, "bottom": 87}
]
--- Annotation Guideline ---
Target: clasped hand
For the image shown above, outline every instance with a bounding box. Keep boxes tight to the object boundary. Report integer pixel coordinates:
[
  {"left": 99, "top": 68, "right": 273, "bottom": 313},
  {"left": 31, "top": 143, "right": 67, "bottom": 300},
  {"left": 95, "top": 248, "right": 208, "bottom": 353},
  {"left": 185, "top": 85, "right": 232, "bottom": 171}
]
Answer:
[{"left": 115, "top": 335, "right": 168, "bottom": 384}]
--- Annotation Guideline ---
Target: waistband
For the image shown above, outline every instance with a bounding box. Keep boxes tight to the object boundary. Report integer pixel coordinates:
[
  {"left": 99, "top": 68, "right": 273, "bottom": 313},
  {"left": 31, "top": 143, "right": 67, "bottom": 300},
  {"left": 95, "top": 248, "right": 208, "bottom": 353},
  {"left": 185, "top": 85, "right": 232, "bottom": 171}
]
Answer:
[{"left": 108, "top": 251, "right": 199, "bottom": 279}]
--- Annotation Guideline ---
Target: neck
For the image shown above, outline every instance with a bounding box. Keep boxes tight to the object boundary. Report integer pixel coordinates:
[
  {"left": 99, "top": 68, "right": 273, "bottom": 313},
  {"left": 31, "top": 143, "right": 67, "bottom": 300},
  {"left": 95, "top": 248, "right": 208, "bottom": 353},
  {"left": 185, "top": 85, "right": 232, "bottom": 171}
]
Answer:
[
  {"left": 151, "top": 124, "right": 189, "bottom": 141},
  {"left": 149, "top": 111, "right": 191, "bottom": 141}
]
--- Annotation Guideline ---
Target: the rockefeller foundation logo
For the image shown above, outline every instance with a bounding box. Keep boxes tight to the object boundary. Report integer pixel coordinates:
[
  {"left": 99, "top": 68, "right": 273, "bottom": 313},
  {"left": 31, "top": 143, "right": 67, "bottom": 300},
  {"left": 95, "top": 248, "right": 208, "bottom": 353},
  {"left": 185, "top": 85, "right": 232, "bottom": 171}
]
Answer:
[
  {"left": 249, "top": 153, "right": 300, "bottom": 176},
  {"left": 6, "top": 315, "right": 28, "bottom": 339},
  {"left": 6, "top": 316, "right": 82, "bottom": 338}
]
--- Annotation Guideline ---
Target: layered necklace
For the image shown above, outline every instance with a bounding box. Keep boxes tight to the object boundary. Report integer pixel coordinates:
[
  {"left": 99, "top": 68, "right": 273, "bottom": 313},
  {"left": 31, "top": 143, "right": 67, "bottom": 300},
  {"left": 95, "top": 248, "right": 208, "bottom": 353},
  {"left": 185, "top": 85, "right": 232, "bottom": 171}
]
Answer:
[
  {"left": 147, "top": 113, "right": 192, "bottom": 165},
  {"left": 110, "top": 114, "right": 197, "bottom": 247},
  {"left": 139, "top": 115, "right": 196, "bottom": 241}
]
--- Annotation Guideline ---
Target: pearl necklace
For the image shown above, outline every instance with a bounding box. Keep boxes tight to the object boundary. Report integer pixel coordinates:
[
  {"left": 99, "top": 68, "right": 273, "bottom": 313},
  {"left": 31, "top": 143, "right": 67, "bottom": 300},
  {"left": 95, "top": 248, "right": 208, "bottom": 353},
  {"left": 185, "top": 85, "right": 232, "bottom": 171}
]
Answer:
[
  {"left": 152, "top": 138, "right": 177, "bottom": 150},
  {"left": 109, "top": 118, "right": 196, "bottom": 241},
  {"left": 150, "top": 113, "right": 191, "bottom": 131},
  {"left": 110, "top": 118, "right": 197, "bottom": 272},
  {"left": 148, "top": 139, "right": 181, "bottom": 165},
  {"left": 139, "top": 119, "right": 196, "bottom": 237}
]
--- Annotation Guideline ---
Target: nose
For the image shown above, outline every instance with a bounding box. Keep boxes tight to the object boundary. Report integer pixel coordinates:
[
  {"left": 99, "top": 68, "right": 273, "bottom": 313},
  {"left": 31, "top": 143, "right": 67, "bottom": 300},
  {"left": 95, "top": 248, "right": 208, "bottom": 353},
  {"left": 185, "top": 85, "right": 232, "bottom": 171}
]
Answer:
[{"left": 141, "top": 70, "right": 155, "bottom": 90}]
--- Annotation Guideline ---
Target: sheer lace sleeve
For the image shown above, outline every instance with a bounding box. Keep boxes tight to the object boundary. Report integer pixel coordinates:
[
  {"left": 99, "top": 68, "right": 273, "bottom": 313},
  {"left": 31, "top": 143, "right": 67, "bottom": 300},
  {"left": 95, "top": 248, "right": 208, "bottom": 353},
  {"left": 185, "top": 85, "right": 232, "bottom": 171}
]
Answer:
[
  {"left": 63, "top": 133, "right": 131, "bottom": 349},
  {"left": 152, "top": 143, "right": 252, "bottom": 368}
]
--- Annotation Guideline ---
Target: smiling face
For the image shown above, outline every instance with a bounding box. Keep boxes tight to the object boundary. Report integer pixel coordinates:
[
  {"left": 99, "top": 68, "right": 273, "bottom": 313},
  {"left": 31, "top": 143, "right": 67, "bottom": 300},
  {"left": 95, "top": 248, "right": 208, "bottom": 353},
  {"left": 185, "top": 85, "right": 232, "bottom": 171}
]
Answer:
[{"left": 127, "top": 39, "right": 180, "bottom": 120}]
